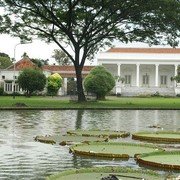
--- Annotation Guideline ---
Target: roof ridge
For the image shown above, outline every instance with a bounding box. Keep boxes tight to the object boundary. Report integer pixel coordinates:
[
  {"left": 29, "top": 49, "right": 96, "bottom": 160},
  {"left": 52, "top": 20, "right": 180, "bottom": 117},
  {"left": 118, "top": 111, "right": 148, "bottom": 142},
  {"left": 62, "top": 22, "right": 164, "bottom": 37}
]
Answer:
[{"left": 107, "top": 47, "right": 180, "bottom": 54}]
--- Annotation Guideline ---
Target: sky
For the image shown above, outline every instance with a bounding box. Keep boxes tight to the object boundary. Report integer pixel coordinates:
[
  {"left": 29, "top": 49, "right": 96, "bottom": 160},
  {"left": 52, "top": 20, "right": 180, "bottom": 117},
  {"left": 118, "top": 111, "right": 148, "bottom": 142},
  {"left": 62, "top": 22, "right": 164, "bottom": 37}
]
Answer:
[
  {"left": 0, "top": 34, "right": 59, "bottom": 64},
  {"left": 0, "top": 34, "right": 172, "bottom": 66}
]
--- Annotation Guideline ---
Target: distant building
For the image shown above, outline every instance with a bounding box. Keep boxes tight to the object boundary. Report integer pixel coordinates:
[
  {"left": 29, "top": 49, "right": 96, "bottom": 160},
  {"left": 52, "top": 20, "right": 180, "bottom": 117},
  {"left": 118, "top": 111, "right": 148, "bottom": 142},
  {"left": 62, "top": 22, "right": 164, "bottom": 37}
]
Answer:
[
  {"left": 0, "top": 57, "right": 94, "bottom": 95},
  {"left": 98, "top": 48, "right": 180, "bottom": 96}
]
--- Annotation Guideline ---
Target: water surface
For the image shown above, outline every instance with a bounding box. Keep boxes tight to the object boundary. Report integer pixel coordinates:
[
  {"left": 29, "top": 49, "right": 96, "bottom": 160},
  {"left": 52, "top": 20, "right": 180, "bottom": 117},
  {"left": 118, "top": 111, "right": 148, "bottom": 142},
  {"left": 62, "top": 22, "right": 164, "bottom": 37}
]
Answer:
[{"left": 0, "top": 110, "right": 179, "bottom": 179}]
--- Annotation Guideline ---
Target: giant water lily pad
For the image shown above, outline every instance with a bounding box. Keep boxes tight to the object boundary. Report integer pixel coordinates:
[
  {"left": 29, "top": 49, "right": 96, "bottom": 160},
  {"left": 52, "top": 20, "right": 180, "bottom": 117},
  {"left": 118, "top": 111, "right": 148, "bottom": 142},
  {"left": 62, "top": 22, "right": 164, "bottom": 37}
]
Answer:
[
  {"left": 46, "top": 166, "right": 165, "bottom": 180},
  {"left": 137, "top": 151, "right": 180, "bottom": 170},
  {"left": 70, "top": 142, "right": 163, "bottom": 158},
  {"left": 34, "top": 135, "right": 108, "bottom": 145},
  {"left": 67, "top": 129, "right": 130, "bottom": 138},
  {"left": 132, "top": 131, "right": 180, "bottom": 143}
]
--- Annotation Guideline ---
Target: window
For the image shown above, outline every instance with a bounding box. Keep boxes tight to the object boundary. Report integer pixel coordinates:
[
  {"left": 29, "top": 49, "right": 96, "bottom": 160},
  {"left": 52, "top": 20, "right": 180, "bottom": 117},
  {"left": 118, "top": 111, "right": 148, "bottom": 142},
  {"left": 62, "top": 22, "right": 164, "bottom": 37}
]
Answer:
[
  {"left": 142, "top": 75, "right": 149, "bottom": 85},
  {"left": 5, "top": 83, "right": 12, "bottom": 92},
  {"left": 160, "top": 75, "right": 167, "bottom": 85},
  {"left": 2, "top": 75, "right": 5, "bottom": 79},
  {"left": 125, "top": 75, "right": 131, "bottom": 84}
]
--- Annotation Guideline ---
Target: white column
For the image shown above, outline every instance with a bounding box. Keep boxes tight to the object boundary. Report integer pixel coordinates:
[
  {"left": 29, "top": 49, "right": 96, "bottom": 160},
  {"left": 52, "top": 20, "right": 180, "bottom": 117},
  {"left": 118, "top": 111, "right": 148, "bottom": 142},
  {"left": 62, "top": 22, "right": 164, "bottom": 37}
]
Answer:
[
  {"left": 63, "top": 78, "right": 68, "bottom": 95},
  {"left": 117, "top": 63, "right": 121, "bottom": 77},
  {"left": 136, "top": 64, "right": 140, "bottom": 87},
  {"left": 155, "top": 64, "right": 159, "bottom": 87},
  {"left": 174, "top": 64, "right": 178, "bottom": 87},
  {"left": 116, "top": 64, "right": 122, "bottom": 95},
  {"left": 175, "top": 64, "right": 178, "bottom": 76}
]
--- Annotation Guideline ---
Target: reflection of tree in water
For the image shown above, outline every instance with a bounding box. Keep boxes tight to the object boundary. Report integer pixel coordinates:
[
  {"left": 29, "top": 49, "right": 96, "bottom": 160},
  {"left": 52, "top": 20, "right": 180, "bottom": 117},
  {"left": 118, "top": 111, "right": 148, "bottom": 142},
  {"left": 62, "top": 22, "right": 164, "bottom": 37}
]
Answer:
[
  {"left": 75, "top": 110, "right": 85, "bottom": 129},
  {"left": 14, "top": 110, "right": 41, "bottom": 127},
  {"left": 10, "top": 110, "right": 43, "bottom": 141},
  {"left": 85, "top": 110, "right": 114, "bottom": 130}
]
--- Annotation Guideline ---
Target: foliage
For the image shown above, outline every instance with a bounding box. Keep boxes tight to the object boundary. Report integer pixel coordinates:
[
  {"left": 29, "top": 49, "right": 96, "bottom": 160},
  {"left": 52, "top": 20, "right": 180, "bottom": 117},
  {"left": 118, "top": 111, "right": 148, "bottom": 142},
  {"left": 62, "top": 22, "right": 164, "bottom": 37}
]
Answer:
[
  {"left": 35, "top": 134, "right": 107, "bottom": 145},
  {"left": 31, "top": 58, "right": 49, "bottom": 67},
  {"left": 70, "top": 142, "right": 163, "bottom": 158},
  {"left": 1, "top": 1, "right": 180, "bottom": 102},
  {"left": 47, "top": 166, "right": 162, "bottom": 180},
  {"left": 0, "top": 87, "right": 4, "bottom": 95},
  {"left": 171, "top": 75, "right": 180, "bottom": 83},
  {"left": 21, "top": 52, "right": 49, "bottom": 68},
  {"left": 47, "top": 73, "right": 62, "bottom": 96},
  {"left": 67, "top": 78, "right": 77, "bottom": 95},
  {"left": 115, "top": 76, "right": 125, "bottom": 83},
  {"left": 84, "top": 66, "right": 115, "bottom": 100},
  {"left": 0, "top": 52, "right": 9, "bottom": 57},
  {"left": 18, "top": 68, "right": 46, "bottom": 97},
  {"left": 0, "top": 55, "right": 12, "bottom": 69},
  {"left": 52, "top": 49, "right": 71, "bottom": 66},
  {"left": 67, "top": 130, "right": 130, "bottom": 138}
]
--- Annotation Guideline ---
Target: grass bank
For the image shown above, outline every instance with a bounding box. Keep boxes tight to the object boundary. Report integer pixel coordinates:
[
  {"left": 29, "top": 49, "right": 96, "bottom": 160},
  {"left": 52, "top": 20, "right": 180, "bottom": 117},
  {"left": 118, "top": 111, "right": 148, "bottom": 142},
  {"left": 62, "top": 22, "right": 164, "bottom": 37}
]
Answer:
[{"left": 0, "top": 96, "right": 180, "bottom": 110}]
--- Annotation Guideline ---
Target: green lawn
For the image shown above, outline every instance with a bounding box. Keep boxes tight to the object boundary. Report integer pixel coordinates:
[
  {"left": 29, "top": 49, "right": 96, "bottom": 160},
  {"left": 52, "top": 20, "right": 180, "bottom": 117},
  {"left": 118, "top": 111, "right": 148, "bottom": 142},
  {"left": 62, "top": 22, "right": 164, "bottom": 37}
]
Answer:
[{"left": 0, "top": 96, "right": 180, "bottom": 109}]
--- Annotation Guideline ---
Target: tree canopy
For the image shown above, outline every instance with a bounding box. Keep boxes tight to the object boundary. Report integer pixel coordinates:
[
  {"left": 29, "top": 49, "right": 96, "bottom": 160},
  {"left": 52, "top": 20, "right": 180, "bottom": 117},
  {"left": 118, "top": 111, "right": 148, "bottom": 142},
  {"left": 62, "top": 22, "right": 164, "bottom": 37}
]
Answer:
[
  {"left": 52, "top": 49, "right": 71, "bottom": 66},
  {"left": 84, "top": 66, "right": 115, "bottom": 100},
  {"left": 1, "top": 0, "right": 180, "bottom": 101},
  {"left": 0, "top": 52, "right": 12, "bottom": 69},
  {"left": 21, "top": 52, "right": 49, "bottom": 67},
  {"left": 18, "top": 68, "right": 46, "bottom": 96}
]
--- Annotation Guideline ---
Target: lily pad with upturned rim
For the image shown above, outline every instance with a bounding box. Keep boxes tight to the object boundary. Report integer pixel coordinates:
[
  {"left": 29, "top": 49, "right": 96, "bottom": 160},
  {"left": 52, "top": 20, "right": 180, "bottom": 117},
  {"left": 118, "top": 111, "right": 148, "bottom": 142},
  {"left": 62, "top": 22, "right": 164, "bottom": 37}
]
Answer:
[
  {"left": 34, "top": 134, "right": 108, "bottom": 145},
  {"left": 46, "top": 166, "right": 165, "bottom": 180},
  {"left": 67, "top": 129, "right": 130, "bottom": 138},
  {"left": 137, "top": 151, "right": 180, "bottom": 170},
  {"left": 132, "top": 131, "right": 180, "bottom": 143},
  {"left": 70, "top": 142, "right": 163, "bottom": 159}
]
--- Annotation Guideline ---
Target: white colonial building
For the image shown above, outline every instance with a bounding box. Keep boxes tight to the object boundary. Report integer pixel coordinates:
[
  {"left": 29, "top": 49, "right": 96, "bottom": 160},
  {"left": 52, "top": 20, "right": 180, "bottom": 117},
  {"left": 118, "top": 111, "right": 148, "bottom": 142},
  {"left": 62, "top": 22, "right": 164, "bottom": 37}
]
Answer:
[
  {"left": 98, "top": 48, "right": 180, "bottom": 96},
  {"left": 0, "top": 57, "right": 94, "bottom": 95}
]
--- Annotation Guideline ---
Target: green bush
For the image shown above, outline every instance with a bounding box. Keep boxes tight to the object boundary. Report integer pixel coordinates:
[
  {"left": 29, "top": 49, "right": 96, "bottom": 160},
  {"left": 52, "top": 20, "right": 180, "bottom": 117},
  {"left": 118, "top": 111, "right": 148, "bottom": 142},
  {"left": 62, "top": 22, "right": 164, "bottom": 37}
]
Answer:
[
  {"left": 67, "top": 78, "right": 77, "bottom": 95},
  {"left": 18, "top": 68, "right": 46, "bottom": 97},
  {"left": 47, "top": 73, "right": 62, "bottom": 96},
  {"left": 84, "top": 66, "right": 115, "bottom": 100},
  {"left": 0, "top": 87, "right": 4, "bottom": 95}
]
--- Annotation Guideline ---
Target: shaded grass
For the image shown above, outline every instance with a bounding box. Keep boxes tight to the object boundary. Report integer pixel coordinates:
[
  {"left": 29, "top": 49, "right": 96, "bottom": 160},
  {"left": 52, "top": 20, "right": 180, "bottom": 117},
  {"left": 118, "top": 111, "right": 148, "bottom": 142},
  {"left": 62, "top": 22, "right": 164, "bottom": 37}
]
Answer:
[{"left": 0, "top": 96, "right": 180, "bottom": 109}]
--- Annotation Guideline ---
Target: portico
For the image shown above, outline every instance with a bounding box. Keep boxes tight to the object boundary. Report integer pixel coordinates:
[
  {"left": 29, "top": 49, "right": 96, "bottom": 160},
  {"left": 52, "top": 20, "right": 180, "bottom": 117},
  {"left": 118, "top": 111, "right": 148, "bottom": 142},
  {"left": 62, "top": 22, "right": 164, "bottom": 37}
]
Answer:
[{"left": 98, "top": 48, "right": 180, "bottom": 96}]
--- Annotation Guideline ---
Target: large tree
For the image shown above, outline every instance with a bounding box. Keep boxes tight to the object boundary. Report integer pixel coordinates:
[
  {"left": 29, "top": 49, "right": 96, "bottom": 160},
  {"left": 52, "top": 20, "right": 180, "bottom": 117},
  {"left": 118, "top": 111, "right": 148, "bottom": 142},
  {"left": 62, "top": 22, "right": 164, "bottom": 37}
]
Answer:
[{"left": 1, "top": 0, "right": 180, "bottom": 101}]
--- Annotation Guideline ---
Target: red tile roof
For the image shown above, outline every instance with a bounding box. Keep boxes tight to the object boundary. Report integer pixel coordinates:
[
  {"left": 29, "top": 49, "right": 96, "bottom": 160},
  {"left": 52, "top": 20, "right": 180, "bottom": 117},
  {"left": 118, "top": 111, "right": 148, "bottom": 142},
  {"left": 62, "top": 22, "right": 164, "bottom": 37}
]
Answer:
[
  {"left": 107, "top": 48, "right": 180, "bottom": 54},
  {"left": 43, "top": 65, "right": 94, "bottom": 72},
  {"left": 6, "top": 57, "right": 94, "bottom": 78},
  {"left": 6, "top": 57, "right": 36, "bottom": 70}
]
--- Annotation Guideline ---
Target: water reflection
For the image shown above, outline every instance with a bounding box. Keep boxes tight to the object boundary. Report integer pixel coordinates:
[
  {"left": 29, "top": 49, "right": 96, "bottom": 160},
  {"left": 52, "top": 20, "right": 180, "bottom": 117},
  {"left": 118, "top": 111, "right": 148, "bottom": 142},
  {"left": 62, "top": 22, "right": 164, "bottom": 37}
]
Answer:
[
  {"left": 0, "top": 110, "right": 179, "bottom": 179},
  {"left": 75, "top": 110, "right": 84, "bottom": 129}
]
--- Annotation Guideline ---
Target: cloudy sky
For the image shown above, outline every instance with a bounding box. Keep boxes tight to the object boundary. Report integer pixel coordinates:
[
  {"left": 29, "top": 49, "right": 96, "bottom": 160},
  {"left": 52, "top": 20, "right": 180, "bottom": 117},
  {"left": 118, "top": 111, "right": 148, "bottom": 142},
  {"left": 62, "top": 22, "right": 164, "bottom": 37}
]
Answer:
[{"left": 0, "top": 34, "right": 59, "bottom": 64}]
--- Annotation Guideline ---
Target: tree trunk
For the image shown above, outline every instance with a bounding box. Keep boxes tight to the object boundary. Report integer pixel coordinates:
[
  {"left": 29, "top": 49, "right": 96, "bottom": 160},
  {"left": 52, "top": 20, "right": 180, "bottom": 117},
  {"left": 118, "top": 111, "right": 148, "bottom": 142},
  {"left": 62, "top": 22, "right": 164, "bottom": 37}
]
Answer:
[
  {"left": 75, "top": 66, "right": 86, "bottom": 102},
  {"left": 96, "top": 94, "right": 105, "bottom": 100}
]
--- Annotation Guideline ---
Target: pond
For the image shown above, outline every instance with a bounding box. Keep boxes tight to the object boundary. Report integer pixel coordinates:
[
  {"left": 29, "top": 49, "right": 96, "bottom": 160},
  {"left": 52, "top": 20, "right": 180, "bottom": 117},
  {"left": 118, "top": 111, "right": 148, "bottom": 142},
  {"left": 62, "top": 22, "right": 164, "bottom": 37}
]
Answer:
[{"left": 0, "top": 110, "right": 179, "bottom": 179}]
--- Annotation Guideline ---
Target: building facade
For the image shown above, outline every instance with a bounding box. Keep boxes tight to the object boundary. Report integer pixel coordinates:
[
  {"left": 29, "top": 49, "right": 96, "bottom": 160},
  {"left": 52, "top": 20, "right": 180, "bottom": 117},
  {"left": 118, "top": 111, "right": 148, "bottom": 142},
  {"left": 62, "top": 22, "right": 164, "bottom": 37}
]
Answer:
[
  {"left": 0, "top": 57, "right": 94, "bottom": 95},
  {"left": 98, "top": 48, "right": 180, "bottom": 96}
]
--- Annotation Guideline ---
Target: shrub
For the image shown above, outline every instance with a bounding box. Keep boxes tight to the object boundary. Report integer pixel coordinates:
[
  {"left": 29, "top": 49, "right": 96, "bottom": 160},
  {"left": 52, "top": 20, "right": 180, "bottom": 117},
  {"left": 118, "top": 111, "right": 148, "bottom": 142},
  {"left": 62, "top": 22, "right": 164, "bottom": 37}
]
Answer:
[
  {"left": 47, "top": 73, "right": 62, "bottom": 96},
  {"left": 18, "top": 68, "right": 46, "bottom": 97},
  {"left": 84, "top": 66, "right": 115, "bottom": 100},
  {"left": 0, "top": 87, "right": 4, "bottom": 95}
]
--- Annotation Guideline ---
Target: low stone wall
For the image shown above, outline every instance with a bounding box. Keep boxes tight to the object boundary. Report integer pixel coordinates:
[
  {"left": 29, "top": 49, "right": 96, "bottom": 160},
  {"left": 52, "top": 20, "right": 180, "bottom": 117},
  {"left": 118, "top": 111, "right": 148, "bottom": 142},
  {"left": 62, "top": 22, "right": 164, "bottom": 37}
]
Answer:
[{"left": 120, "top": 87, "right": 175, "bottom": 96}]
